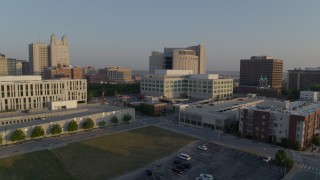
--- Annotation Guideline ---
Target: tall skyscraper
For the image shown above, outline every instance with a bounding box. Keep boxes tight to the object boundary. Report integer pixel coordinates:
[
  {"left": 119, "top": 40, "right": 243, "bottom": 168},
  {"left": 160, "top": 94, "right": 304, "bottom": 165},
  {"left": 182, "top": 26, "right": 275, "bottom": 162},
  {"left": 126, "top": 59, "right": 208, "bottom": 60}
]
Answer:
[
  {"left": 29, "top": 43, "right": 49, "bottom": 75},
  {"left": 49, "top": 34, "right": 70, "bottom": 66},
  {"left": 149, "top": 44, "right": 206, "bottom": 74},
  {"left": 239, "top": 56, "right": 283, "bottom": 89},
  {"left": 29, "top": 34, "right": 70, "bottom": 76}
]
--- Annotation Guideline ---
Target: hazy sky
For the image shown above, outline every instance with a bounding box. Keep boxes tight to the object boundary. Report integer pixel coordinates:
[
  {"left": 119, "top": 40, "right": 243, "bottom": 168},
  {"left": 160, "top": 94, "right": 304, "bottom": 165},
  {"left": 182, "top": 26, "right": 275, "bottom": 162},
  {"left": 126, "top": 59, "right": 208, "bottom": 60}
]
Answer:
[{"left": 1, "top": 0, "right": 320, "bottom": 71}]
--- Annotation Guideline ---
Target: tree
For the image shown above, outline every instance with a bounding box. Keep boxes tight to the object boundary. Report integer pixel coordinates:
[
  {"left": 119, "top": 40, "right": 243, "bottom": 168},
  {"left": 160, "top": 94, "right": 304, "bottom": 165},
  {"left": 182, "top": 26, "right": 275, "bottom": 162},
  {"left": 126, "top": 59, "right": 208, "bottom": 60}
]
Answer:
[
  {"left": 98, "top": 121, "right": 106, "bottom": 127},
  {"left": 110, "top": 116, "right": 119, "bottom": 124},
  {"left": 122, "top": 114, "right": 132, "bottom": 123},
  {"left": 0, "top": 136, "right": 2, "bottom": 144},
  {"left": 252, "top": 133, "right": 258, "bottom": 141},
  {"left": 31, "top": 126, "right": 45, "bottom": 138},
  {"left": 310, "top": 83, "right": 320, "bottom": 91},
  {"left": 275, "top": 149, "right": 287, "bottom": 166},
  {"left": 11, "top": 129, "right": 26, "bottom": 142},
  {"left": 312, "top": 135, "right": 320, "bottom": 146},
  {"left": 272, "top": 135, "right": 277, "bottom": 145},
  {"left": 51, "top": 124, "right": 62, "bottom": 135},
  {"left": 67, "top": 120, "right": 78, "bottom": 132},
  {"left": 285, "top": 158, "right": 294, "bottom": 169},
  {"left": 281, "top": 138, "right": 289, "bottom": 148},
  {"left": 82, "top": 118, "right": 94, "bottom": 129}
]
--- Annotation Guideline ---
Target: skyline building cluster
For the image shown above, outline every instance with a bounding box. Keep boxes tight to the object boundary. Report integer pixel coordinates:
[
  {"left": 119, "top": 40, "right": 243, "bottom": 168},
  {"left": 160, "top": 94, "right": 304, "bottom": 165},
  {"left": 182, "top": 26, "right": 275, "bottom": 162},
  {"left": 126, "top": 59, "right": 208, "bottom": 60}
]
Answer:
[
  {"left": 149, "top": 44, "right": 206, "bottom": 74},
  {"left": 29, "top": 34, "right": 70, "bottom": 76}
]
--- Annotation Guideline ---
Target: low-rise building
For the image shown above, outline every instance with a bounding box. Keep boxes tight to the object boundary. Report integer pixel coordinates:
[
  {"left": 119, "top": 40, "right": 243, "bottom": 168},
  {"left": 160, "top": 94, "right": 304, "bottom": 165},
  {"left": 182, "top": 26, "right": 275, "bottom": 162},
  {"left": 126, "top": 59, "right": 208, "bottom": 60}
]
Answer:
[
  {"left": 239, "top": 100, "right": 320, "bottom": 149},
  {"left": 141, "top": 70, "right": 233, "bottom": 101},
  {"left": 300, "top": 91, "right": 319, "bottom": 101},
  {"left": 0, "top": 76, "right": 87, "bottom": 111},
  {"left": 175, "top": 98, "right": 264, "bottom": 131},
  {"left": 99, "top": 66, "right": 133, "bottom": 84},
  {"left": 44, "top": 64, "right": 82, "bottom": 79}
]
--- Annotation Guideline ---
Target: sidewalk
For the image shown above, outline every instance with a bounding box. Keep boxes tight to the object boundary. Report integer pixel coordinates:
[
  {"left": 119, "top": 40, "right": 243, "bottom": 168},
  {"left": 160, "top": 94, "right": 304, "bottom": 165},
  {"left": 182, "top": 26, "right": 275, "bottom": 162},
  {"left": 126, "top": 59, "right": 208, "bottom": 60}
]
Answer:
[{"left": 282, "top": 163, "right": 299, "bottom": 180}]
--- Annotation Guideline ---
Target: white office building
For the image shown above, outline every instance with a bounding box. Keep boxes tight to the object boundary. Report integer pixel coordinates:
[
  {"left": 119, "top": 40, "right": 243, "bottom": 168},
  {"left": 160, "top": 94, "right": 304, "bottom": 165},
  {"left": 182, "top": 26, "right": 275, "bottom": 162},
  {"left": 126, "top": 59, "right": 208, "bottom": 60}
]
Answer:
[
  {"left": 0, "top": 76, "right": 87, "bottom": 111},
  {"left": 141, "top": 70, "right": 233, "bottom": 101}
]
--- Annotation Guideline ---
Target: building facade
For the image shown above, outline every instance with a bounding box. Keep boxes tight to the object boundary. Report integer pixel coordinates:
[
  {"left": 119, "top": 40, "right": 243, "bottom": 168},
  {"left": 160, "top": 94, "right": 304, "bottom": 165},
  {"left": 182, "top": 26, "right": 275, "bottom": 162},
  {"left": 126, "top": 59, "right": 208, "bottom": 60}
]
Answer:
[
  {"left": 141, "top": 70, "right": 233, "bottom": 100},
  {"left": 29, "top": 34, "right": 70, "bottom": 76},
  {"left": 239, "top": 101, "right": 320, "bottom": 149},
  {"left": 93, "top": 66, "right": 133, "bottom": 84},
  {"left": 49, "top": 34, "right": 70, "bottom": 67},
  {"left": 300, "top": 91, "right": 319, "bottom": 101},
  {"left": 240, "top": 56, "right": 283, "bottom": 89},
  {"left": 0, "top": 54, "right": 24, "bottom": 76},
  {"left": 0, "top": 76, "right": 87, "bottom": 111},
  {"left": 44, "top": 65, "right": 83, "bottom": 79},
  {"left": 103, "top": 66, "right": 133, "bottom": 83},
  {"left": 288, "top": 68, "right": 320, "bottom": 90},
  {"left": 149, "top": 44, "right": 206, "bottom": 74}
]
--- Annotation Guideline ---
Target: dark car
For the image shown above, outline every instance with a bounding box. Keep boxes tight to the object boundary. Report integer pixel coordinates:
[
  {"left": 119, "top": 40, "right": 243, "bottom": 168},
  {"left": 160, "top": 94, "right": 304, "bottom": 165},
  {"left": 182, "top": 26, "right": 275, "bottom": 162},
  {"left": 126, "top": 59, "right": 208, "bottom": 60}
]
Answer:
[
  {"left": 181, "top": 163, "right": 192, "bottom": 169},
  {"left": 173, "top": 160, "right": 182, "bottom": 164},
  {"left": 171, "top": 167, "right": 183, "bottom": 174},
  {"left": 177, "top": 165, "right": 188, "bottom": 171},
  {"left": 144, "top": 169, "right": 153, "bottom": 176}
]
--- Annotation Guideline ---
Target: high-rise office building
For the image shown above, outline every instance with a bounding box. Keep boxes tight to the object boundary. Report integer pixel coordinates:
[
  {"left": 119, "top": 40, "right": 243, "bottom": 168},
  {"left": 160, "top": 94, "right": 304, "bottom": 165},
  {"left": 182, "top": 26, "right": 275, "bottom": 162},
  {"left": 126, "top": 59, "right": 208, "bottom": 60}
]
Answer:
[
  {"left": 240, "top": 56, "right": 283, "bottom": 89},
  {"left": 49, "top": 34, "right": 70, "bottom": 66},
  {"left": 288, "top": 68, "right": 320, "bottom": 90},
  {"left": 29, "top": 34, "right": 70, "bottom": 76},
  {"left": 149, "top": 44, "right": 206, "bottom": 74}
]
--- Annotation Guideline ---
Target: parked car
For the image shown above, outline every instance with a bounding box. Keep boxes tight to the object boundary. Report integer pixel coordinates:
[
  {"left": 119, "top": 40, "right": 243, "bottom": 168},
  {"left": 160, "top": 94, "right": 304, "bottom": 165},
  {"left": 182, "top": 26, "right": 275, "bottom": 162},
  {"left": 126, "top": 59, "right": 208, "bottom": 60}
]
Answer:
[
  {"left": 144, "top": 169, "right": 153, "bottom": 176},
  {"left": 200, "top": 173, "right": 214, "bottom": 180},
  {"left": 262, "top": 156, "right": 271, "bottom": 163},
  {"left": 196, "top": 177, "right": 209, "bottom": 180},
  {"left": 181, "top": 163, "right": 192, "bottom": 169},
  {"left": 173, "top": 160, "right": 182, "bottom": 164},
  {"left": 177, "top": 164, "right": 188, "bottom": 171},
  {"left": 172, "top": 167, "right": 183, "bottom": 174},
  {"left": 178, "top": 153, "right": 191, "bottom": 160},
  {"left": 197, "top": 145, "right": 208, "bottom": 150}
]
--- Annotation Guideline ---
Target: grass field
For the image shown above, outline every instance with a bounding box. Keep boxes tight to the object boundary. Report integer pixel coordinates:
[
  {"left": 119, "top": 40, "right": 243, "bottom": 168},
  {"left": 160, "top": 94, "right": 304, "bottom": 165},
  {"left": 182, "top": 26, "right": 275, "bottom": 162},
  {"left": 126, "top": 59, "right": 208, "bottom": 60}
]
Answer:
[{"left": 0, "top": 126, "right": 195, "bottom": 180}]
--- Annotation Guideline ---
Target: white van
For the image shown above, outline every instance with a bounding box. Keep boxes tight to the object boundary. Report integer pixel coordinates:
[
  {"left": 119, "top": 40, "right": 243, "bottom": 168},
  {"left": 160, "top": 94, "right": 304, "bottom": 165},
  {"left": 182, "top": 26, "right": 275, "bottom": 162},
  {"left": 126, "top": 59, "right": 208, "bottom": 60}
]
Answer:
[{"left": 178, "top": 153, "right": 191, "bottom": 160}]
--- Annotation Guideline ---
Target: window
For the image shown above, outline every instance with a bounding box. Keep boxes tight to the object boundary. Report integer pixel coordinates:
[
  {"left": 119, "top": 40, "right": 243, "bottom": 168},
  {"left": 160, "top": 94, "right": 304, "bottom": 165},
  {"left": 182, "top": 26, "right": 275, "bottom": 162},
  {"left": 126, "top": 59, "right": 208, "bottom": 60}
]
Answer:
[
  {"left": 279, "top": 131, "right": 281, "bottom": 134},
  {"left": 274, "top": 123, "right": 278, "bottom": 127}
]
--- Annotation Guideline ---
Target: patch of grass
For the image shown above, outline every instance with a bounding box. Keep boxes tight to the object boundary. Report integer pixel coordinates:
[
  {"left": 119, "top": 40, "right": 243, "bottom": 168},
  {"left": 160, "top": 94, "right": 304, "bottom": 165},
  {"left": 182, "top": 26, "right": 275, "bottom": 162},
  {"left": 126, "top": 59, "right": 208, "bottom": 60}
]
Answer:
[
  {"left": 0, "top": 150, "right": 74, "bottom": 180},
  {"left": 0, "top": 126, "right": 195, "bottom": 180}
]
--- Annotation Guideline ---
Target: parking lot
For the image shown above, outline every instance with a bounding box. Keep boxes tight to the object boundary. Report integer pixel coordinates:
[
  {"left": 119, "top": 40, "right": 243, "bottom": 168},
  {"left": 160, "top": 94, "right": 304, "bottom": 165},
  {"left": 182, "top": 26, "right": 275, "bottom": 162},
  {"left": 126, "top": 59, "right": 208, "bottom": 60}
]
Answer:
[{"left": 132, "top": 141, "right": 284, "bottom": 180}]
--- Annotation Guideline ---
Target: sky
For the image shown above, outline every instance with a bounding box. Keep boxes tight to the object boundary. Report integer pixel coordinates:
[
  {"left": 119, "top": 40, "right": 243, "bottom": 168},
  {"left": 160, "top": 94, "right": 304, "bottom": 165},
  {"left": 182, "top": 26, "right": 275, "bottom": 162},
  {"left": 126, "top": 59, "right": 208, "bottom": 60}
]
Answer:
[{"left": 1, "top": 0, "right": 320, "bottom": 71}]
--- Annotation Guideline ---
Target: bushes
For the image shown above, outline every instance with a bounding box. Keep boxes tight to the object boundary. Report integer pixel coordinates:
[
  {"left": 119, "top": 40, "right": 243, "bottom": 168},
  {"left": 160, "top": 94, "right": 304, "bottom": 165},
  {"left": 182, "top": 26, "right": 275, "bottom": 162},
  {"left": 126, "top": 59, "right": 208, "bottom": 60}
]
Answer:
[
  {"left": 122, "top": 114, "right": 132, "bottom": 123},
  {"left": 312, "top": 135, "right": 320, "bottom": 146},
  {"left": 275, "top": 149, "right": 294, "bottom": 169},
  {"left": 51, "top": 124, "right": 62, "bottom": 135},
  {"left": 82, "top": 118, "right": 94, "bottom": 130},
  {"left": 110, "top": 116, "right": 119, "bottom": 124},
  {"left": 11, "top": 129, "right": 26, "bottom": 142},
  {"left": 98, "top": 121, "right": 106, "bottom": 127},
  {"left": 67, "top": 120, "right": 78, "bottom": 132},
  {"left": 31, "top": 126, "right": 45, "bottom": 138}
]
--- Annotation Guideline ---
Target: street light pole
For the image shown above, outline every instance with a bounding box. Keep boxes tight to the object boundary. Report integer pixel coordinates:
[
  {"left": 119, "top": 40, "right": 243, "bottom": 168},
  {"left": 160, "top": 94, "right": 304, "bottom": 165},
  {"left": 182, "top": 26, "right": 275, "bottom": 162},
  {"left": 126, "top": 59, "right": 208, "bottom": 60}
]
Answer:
[{"left": 4, "top": 125, "right": 7, "bottom": 146}]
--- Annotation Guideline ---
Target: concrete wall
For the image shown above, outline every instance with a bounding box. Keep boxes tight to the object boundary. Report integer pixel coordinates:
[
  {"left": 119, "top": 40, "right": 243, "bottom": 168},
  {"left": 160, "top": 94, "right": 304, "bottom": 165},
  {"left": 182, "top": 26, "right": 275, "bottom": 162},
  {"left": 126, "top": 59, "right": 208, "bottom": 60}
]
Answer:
[{"left": 0, "top": 108, "right": 135, "bottom": 145}]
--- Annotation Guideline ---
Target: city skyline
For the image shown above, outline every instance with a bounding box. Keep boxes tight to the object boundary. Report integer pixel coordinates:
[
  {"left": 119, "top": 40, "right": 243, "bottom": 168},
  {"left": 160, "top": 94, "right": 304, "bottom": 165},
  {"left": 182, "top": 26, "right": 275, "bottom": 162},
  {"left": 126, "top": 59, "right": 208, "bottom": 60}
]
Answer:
[{"left": 1, "top": 1, "right": 320, "bottom": 71}]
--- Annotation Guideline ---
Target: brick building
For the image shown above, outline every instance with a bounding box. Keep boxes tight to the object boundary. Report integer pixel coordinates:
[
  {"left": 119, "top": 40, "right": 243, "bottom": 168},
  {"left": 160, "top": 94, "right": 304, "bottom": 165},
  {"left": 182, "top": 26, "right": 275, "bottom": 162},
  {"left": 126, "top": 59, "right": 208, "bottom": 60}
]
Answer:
[
  {"left": 44, "top": 64, "right": 82, "bottom": 79},
  {"left": 239, "top": 100, "right": 320, "bottom": 149}
]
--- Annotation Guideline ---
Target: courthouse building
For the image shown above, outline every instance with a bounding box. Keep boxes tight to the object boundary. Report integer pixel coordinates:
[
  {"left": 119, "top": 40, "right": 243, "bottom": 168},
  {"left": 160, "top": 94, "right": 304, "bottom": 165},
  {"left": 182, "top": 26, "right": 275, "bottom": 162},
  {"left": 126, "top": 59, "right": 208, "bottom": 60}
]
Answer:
[{"left": 0, "top": 76, "right": 87, "bottom": 111}]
